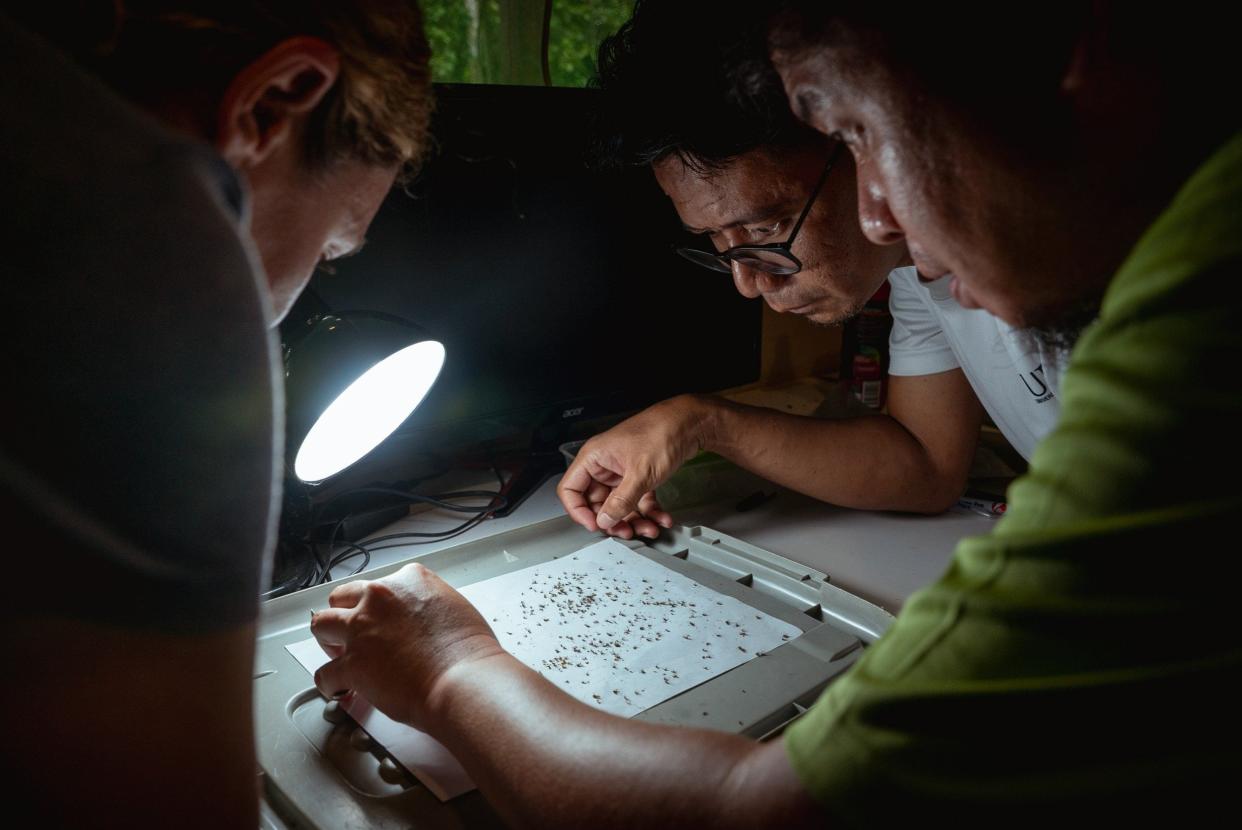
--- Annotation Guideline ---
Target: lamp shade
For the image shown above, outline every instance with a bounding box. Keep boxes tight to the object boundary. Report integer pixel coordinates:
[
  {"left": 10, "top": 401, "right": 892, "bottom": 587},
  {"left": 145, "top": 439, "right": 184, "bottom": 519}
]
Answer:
[{"left": 283, "top": 311, "right": 444, "bottom": 483}]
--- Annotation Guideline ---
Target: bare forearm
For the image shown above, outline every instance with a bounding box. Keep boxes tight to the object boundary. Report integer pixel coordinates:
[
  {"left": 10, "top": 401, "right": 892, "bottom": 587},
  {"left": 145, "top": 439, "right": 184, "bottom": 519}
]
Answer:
[
  {"left": 695, "top": 395, "right": 969, "bottom": 513},
  {"left": 429, "top": 653, "right": 816, "bottom": 829}
]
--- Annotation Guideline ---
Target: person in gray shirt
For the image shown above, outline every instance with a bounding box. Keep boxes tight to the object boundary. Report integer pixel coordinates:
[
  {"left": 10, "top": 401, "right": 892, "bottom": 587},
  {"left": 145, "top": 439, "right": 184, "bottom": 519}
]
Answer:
[{"left": 0, "top": 4, "right": 433, "bottom": 825}]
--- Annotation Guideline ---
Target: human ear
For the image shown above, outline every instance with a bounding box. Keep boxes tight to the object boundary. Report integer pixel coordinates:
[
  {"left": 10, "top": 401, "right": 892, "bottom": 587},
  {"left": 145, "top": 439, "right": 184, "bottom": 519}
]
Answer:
[{"left": 215, "top": 36, "right": 340, "bottom": 169}]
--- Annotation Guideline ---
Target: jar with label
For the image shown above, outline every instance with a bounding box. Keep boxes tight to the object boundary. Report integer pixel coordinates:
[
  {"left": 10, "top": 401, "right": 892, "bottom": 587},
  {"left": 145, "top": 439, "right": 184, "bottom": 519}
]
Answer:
[
  {"left": 840, "top": 282, "right": 893, "bottom": 409},
  {"left": 850, "top": 353, "right": 885, "bottom": 409}
]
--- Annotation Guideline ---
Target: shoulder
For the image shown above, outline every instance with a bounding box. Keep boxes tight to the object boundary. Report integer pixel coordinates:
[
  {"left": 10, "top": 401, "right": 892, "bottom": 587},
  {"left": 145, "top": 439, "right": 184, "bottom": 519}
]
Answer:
[
  {"left": 1, "top": 15, "right": 279, "bottom": 629},
  {"left": 886, "top": 266, "right": 938, "bottom": 321},
  {"left": 1004, "top": 133, "right": 1242, "bottom": 532},
  {"left": 885, "top": 265, "right": 921, "bottom": 298}
]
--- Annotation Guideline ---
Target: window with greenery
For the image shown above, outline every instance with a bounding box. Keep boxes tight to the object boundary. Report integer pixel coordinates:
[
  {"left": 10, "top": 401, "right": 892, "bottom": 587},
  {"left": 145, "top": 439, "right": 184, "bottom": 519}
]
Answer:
[{"left": 422, "top": 0, "right": 633, "bottom": 87}]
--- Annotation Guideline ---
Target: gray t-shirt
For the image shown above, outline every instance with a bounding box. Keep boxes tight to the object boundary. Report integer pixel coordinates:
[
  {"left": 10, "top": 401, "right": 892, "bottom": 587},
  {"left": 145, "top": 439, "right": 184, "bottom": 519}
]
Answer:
[{"left": 0, "top": 15, "right": 281, "bottom": 631}]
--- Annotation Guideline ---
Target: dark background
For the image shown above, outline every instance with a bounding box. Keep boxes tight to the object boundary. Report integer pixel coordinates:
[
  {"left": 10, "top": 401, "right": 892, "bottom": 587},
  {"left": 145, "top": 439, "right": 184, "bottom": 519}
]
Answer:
[{"left": 282, "top": 83, "right": 762, "bottom": 493}]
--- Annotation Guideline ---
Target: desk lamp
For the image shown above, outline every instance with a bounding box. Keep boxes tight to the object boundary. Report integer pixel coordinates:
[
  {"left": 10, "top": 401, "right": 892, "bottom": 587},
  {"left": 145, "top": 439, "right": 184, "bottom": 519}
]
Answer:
[
  {"left": 268, "top": 307, "right": 445, "bottom": 598},
  {"left": 284, "top": 309, "right": 444, "bottom": 483}
]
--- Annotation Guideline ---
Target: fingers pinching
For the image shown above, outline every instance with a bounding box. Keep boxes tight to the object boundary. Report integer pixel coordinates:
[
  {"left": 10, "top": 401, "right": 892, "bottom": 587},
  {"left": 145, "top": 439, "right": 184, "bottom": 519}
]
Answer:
[
  {"left": 313, "top": 659, "right": 351, "bottom": 700},
  {"left": 585, "top": 480, "right": 612, "bottom": 508},
  {"left": 310, "top": 607, "right": 351, "bottom": 657},
  {"left": 598, "top": 483, "right": 644, "bottom": 533},
  {"left": 556, "top": 462, "right": 598, "bottom": 531},
  {"left": 328, "top": 580, "right": 367, "bottom": 609},
  {"left": 607, "top": 517, "right": 636, "bottom": 540},
  {"left": 629, "top": 515, "right": 662, "bottom": 540},
  {"left": 637, "top": 491, "right": 674, "bottom": 529}
]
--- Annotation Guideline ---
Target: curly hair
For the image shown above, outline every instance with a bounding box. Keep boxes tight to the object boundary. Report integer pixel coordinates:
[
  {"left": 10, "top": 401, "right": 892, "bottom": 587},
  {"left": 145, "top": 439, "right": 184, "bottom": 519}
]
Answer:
[
  {"left": 591, "top": 0, "right": 814, "bottom": 174},
  {"left": 9, "top": 1, "right": 434, "bottom": 174}
]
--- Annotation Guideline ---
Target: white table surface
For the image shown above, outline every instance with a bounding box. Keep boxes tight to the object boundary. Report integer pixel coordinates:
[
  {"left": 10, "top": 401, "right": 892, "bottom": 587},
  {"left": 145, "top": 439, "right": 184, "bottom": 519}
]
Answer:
[{"left": 332, "top": 476, "right": 995, "bottom": 614}]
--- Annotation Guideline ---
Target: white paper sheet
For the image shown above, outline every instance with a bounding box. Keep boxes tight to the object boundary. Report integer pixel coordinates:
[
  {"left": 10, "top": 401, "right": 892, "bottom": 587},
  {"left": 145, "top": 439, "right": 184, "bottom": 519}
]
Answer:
[{"left": 287, "top": 538, "right": 801, "bottom": 800}]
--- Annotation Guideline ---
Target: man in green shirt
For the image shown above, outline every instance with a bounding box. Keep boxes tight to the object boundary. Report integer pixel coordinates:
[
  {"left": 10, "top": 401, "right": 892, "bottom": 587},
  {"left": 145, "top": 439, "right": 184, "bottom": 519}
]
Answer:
[
  {"left": 309, "top": 2, "right": 1241, "bottom": 823},
  {"left": 762, "top": 1, "right": 1242, "bottom": 819}
]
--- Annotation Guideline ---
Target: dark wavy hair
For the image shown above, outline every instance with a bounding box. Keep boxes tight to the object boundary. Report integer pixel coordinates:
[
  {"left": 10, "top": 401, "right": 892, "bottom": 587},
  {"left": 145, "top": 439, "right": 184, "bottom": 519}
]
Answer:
[{"left": 591, "top": 0, "right": 814, "bottom": 174}]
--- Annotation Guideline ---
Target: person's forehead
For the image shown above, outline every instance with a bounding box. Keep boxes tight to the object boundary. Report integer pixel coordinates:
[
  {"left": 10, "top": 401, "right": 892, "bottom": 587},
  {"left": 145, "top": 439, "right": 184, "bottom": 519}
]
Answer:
[
  {"left": 654, "top": 149, "right": 812, "bottom": 224},
  {"left": 776, "top": 45, "right": 889, "bottom": 120}
]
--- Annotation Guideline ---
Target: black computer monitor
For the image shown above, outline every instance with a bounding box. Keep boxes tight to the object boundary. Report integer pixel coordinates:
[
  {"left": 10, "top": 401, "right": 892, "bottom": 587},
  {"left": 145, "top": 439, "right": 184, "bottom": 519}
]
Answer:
[{"left": 282, "top": 83, "right": 761, "bottom": 512}]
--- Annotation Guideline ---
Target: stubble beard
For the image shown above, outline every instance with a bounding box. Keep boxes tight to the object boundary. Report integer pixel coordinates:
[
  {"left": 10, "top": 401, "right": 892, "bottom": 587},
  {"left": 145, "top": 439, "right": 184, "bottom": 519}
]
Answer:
[
  {"left": 805, "top": 295, "right": 870, "bottom": 328},
  {"left": 1027, "top": 296, "right": 1103, "bottom": 367}
]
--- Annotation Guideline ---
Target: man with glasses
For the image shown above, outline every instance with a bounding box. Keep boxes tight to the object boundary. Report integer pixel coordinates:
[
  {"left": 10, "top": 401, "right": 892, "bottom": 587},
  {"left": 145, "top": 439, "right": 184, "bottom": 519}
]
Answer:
[
  {"left": 557, "top": 0, "right": 1061, "bottom": 540},
  {"left": 673, "top": 141, "right": 843, "bottom": 278}
]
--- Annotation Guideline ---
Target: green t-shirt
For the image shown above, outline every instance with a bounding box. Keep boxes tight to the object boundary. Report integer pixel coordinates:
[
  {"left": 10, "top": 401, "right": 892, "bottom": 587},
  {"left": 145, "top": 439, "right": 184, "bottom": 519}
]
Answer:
[{"left": 785, "top": 131, "right": 1242, "bottom": 821}]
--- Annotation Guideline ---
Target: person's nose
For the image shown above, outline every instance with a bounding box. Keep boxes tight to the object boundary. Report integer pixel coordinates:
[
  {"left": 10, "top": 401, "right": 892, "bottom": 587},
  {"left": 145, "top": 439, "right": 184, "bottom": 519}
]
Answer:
[
  {"left": 731, "top": 261, "right": 784, "bottom": 298},
  {"left": 856, "top": 167, "right": 905, "bottom": 246},
  {"left": 731, "top": 260, "right": 762, "bottom": 298}
]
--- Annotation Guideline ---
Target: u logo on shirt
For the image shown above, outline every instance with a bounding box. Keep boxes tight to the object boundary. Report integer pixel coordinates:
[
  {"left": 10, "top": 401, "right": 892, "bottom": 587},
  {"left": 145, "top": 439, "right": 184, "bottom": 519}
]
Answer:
[{"left": 1020, "top": 364, "right": 1055, "bottom": 403}]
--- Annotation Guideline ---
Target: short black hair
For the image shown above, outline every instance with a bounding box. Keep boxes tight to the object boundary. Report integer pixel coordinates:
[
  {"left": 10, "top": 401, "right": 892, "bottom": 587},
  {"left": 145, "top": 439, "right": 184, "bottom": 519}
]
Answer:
[
  {"left": 591, "top": 0, "right": 813, "bottom": 174},
  {"left": 765, "top": 2, "right": 1086, "bottom": 108},
  {"left": 762, "top": 1, "right": 1242, "bottom": 158}
]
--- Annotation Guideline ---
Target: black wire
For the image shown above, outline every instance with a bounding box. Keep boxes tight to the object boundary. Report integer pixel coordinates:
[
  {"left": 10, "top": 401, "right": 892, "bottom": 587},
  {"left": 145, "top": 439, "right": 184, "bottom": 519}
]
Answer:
[
  {"left": 312, "top": 472, "right": 510, "bottom": 584},
  {"left": 309, "top": 483, "right": 503, "bottom": 584},
  {"left": 320, "top": 505, "right": 498, "bottom": 580},
  {"left": 364, "top": 508, "right": 497, "bottom": 554},
  {"left": 322, "top": 486, "right": 502, "bottom": 514},
  {"left": 325, "top": 542, "right": 370, "bottom": 577},
  {"left": 303, "top": 530, "right": 328, "bottom": 589},
  {"left": 306, "top": 466, "right": 450, "bottom": 527}
]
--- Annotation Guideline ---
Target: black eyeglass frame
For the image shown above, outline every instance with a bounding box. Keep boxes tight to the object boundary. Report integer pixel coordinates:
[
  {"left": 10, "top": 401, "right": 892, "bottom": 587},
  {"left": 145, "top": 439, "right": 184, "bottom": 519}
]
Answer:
[{"left": 674, "top": 141, "right": 845, "bottom": 277}]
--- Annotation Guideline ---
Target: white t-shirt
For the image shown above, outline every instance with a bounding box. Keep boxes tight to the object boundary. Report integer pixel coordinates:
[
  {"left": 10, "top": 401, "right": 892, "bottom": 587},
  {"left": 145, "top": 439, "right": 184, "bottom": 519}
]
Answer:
[{"left": 886, "top": 266, "right": 1061, "bottom": 461}]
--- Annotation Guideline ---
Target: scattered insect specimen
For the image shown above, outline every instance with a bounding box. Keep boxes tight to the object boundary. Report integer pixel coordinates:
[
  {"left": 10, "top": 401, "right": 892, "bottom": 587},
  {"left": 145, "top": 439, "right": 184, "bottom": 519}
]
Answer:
[{"left": 461, "top": 542, "right": 798, "bottom": 720}]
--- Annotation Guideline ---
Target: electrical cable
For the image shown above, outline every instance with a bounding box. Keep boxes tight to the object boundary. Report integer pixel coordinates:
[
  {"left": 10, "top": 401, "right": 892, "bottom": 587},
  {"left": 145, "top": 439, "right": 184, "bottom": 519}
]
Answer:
[{"left": 309, "top": 467, "right": 510, "bottom": 585}]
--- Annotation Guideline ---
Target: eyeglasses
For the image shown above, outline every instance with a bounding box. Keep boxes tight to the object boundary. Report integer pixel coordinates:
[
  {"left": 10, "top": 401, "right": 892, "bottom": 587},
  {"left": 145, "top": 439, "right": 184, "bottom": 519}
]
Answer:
[{"left": 675, "top": 142, "right": 844, "bottom": 277}]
